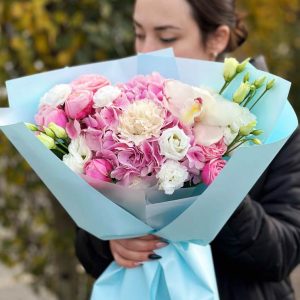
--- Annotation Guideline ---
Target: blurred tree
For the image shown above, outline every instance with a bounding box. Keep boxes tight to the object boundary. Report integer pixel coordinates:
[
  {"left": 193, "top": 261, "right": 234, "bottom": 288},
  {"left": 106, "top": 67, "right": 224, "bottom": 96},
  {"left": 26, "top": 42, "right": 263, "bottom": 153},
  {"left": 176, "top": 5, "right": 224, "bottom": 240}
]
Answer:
[
  {"left": 0, "top": 0, "right": 134, "bottom": 299},
  {"left": 237, "top": 0, "right": 300, "bottom": 113}
]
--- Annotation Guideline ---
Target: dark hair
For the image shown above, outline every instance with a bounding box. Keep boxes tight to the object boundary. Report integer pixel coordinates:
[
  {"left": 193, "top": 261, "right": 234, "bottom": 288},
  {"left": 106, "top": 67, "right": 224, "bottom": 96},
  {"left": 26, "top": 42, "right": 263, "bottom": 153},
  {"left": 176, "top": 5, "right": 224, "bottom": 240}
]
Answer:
[{"left": 185, "top": 0, "right": 248, "bottom": 53}]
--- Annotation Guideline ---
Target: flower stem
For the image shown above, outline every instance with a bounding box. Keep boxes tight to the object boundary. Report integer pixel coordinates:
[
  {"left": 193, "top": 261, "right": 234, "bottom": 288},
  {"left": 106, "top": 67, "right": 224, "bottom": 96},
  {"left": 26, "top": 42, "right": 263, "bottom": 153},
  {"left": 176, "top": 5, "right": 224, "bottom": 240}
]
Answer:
[
  {"left": 219, "top": 81, "right": 229, "bottom": 94},
  {"left": 55, "top": 139, "right": 69, "bottom": 151},
  {"left": 249, "top": 89, "right": 268, "bottom": 111},
  {"left": 54, "top": 146, "right": 67, "bottom": 155},
  {"left": 225, "top": 139, "right": 248, "bottom": 155},
  {"left": 243, "top": 90, "right": 257, "bottom": 107}
]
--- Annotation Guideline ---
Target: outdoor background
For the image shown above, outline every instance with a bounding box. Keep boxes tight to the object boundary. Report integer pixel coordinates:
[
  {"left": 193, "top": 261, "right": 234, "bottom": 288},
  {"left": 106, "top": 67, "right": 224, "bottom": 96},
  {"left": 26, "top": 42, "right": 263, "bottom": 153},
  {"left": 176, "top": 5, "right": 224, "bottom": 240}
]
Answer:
[{"left": 0, "top": 0, "right": 300, "bottom": 299}]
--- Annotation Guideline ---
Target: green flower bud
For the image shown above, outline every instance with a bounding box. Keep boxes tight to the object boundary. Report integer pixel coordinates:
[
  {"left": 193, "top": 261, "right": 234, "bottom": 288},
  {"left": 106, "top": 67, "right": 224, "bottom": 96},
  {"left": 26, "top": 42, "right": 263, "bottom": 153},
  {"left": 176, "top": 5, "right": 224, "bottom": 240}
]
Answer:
[
  {"left": 243, "top": 72, "right": 250, "bottom": 83},
  {"left": 48, "top": 122, "right": 68, "bottom": 139},
  {"left": 239, "top": 120, "right": 257, "bottom": 136},
  {"left": 251, "top": 129, "right": 263, "bottom": 136},
  {"left": 233, "top": 82, "right": 251, "bottom": 104},
  {"left": 223, "top": 58, "right": 239, "bottom": 81},
  {"left": 37, "top": 133, "right": 56, "bottom": 149},
  {"left": 252, "top": 138, "right": 262, "bottom": 145},
  {"left": 43, "top": 126, "right": 55, "bottom": 138},
  {"left": 25, "top": 123, "right": 39, "bottom": 131},
  {"left": 266, "top": 79, "right": 276, "bottom": 90},
  {"left": 254, "top": 76, "right": 266, "bottom": 88},
  {"left": 236, "top": 57, "right": 251, "bottom": 73}
]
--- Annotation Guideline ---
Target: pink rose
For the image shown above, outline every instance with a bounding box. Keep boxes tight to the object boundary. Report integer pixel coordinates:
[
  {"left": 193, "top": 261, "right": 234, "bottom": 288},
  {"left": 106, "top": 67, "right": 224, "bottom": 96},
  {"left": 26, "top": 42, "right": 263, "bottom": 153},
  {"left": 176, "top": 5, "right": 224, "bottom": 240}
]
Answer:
[
  {"left": 197, "top": 139, "right": 227, "bottom": 162},
  {"left": 71, "top": 74, "right": 110, "bottom": 92},
  {"left": 35, "top": 105, "right": 67, "bottom": 128},
  {"left": 84, "top": 159, "right": 113, "bottom": 182},
  {"left": 65, "top": 90, "right": 94, "bottom": 119},
  {"left": 201, "top": 158, "right": 226, "bottom": 185}
]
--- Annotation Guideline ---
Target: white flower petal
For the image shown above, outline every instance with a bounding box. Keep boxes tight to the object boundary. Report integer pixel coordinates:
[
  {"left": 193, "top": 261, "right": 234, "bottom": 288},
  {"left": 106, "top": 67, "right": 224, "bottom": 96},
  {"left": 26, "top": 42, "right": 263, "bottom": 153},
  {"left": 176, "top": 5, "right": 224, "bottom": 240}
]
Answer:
[{"left": 40, "top": 84, "right": 72, "bottom": 107}]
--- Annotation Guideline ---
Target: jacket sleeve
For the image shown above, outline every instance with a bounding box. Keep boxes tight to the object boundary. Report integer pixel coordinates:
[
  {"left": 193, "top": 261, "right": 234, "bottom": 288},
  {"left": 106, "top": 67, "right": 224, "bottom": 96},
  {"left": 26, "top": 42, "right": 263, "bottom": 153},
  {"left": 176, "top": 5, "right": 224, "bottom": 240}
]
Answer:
[
  {"left": 75, "top": 227, "right": 113, "bottom": 279},
  {"left": 211, "top": 127, "right": 300, "bottom": 281}
]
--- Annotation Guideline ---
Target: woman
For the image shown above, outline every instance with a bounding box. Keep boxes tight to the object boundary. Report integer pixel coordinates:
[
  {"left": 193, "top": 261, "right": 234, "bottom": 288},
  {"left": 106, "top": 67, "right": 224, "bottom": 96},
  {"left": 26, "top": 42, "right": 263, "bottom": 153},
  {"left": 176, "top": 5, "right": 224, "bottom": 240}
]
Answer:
[{"left": 75, "top": 0, "right": 300, "bottom": 299}]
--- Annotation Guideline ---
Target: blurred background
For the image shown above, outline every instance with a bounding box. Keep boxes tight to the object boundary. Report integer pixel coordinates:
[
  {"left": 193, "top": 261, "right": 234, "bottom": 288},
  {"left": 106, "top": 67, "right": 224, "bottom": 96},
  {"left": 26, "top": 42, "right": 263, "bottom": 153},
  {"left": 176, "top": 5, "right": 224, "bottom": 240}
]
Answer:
[{"left": 0, "top": 0, "right": 299, "bottom": 299}]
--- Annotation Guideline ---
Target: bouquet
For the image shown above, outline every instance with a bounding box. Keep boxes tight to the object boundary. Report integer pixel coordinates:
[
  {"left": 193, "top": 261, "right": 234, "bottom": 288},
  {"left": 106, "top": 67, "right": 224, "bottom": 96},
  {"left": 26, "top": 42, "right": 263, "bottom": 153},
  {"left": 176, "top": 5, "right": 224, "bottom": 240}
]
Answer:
[
  {"left": 0, "top": 50, "right": 297, "bottom": 300},
  {"left": 28, "top": 58, "right": 267, "bottom": 195}
]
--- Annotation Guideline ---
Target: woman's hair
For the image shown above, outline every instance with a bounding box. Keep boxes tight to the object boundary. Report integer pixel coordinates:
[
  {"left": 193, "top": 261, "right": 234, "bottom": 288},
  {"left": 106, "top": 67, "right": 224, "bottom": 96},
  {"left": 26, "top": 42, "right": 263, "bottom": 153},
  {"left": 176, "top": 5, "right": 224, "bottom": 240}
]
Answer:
[{"left": 186, "top": 0, "right": 248, "bottom": 53}]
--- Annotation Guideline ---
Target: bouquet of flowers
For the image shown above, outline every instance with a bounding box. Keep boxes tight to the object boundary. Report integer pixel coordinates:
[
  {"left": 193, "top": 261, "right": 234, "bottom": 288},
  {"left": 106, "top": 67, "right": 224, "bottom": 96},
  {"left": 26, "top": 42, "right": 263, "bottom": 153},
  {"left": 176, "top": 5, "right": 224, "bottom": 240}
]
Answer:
[
  {"left": 29, "top": 58, "right": 267, "bottom": 195},
  {"left": 0, "top": 50, "right": 297, "bottom": 300}
]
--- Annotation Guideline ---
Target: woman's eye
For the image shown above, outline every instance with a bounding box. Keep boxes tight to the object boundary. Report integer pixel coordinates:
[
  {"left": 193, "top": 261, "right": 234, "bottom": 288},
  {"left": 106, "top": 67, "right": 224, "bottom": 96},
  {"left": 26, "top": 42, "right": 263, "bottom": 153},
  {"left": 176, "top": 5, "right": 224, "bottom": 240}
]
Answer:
[
  {"left": 134, "top": 33, "right": 145, "bottom": 40},
  {"left": 160, "top": 37, "right": 178, "bottom": 43}
]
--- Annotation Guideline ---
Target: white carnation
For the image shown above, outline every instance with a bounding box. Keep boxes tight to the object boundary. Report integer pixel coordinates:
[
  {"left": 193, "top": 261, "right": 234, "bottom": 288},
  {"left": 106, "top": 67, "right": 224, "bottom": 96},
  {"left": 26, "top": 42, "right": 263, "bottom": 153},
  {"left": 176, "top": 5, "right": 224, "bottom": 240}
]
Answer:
[
  {"left": 118, "top": 100, "right": 164, "bottom": 145},
  {"left": 40, "top": 84, "right": 72, "bottom": 107},
  {"left": 93, "top": 85, "right": 121, "bottom": 108},
  {"left": 159, "top": 126, "right": 190, "bottom": 160},
  {"left": 157, "top": 160, "right": 188, "bottom": 195}
]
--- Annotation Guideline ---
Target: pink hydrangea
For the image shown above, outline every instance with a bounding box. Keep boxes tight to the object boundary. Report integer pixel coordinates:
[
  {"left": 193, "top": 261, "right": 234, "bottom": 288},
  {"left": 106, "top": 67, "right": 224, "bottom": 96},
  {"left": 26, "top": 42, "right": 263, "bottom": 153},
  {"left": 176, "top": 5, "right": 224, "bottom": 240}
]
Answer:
[{"left": 117, "top": 73, "right": 166, "bottom": 106}]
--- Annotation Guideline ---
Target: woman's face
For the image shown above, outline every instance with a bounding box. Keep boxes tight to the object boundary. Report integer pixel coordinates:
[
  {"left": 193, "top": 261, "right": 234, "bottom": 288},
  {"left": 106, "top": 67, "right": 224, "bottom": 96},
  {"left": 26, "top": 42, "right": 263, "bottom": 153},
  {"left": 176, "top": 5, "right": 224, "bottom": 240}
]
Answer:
[{"left": 133, "top": 0, "right": 212, "bottom": 60}]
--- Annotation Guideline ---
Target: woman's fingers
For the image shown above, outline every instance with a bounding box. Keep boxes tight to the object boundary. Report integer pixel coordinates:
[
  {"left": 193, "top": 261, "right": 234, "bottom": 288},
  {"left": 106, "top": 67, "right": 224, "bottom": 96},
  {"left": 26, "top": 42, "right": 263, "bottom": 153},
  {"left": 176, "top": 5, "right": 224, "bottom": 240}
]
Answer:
[
  {"left": 111, "top": 241, "right": 151, "bottom": 262},
  {"left": 109, "top": 237, "right": 169, "bottom": 268},
  {"left": 118, "top": 237, "right": 165, "bottom": 252},
  {"left": 112, "top": 250, "right": 144, "bottom": 269}
]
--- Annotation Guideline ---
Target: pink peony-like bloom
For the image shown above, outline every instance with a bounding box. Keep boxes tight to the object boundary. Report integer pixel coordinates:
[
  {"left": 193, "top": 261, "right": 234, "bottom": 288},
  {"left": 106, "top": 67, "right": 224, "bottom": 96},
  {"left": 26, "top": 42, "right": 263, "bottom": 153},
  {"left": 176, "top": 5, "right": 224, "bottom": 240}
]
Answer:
[
  {"left": 84, "top": 158, "right": 113, "bottom": 182},
  {"left": 71, "top": 74, "right": 110, "bottom": 92},
  {"left": 35, "top": 104, "right": 67, "bottom": 128},
  {"left": 201, "top": 158, "right": 227, "bottom": 185},
  {"left": 65, "top": 90, "right": 94, "bottom": 119},
  {"left": 196, "top": 138, "right": 227, "bottom": 162}
]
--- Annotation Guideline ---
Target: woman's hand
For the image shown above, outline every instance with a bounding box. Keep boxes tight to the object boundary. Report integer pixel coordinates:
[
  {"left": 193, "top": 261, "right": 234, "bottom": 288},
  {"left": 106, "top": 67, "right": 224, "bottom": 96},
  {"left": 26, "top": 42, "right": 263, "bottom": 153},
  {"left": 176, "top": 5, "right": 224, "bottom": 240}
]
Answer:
[{"left": 109, "top": 235, "right": 168, "bottom": 268}]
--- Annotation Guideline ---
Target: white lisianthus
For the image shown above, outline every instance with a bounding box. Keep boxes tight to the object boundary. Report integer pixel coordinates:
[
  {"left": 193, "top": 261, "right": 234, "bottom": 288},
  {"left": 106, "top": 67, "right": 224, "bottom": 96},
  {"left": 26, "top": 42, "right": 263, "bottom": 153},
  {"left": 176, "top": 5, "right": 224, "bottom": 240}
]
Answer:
[
  {"left": 118, "top": 100, "right": 164, "bottom": 145},
  {"left": 40, "top": 84, "right": 72, "bottom": 107},
  {"left": 93, "top": 85, "right": 121, "bottom": 108},
  {"left": 63, "top": 153, "right": 86, "bottom": 174},
  {"left": 159, "top": 126, "right": 190, "bottom": 160},
  {"left": 63, "top": 135, "right": 92, "bottom": 174},
  {"left": 157, "top": 160, "right": 188, "bottom": 195}
]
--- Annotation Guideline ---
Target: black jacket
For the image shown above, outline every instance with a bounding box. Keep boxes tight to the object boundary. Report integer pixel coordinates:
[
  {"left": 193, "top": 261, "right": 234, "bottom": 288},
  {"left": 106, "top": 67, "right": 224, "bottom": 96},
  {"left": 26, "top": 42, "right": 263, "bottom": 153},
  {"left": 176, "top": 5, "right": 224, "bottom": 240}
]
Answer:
[{"left": 75, "top": 127, "right": 300, "bottom": 300}]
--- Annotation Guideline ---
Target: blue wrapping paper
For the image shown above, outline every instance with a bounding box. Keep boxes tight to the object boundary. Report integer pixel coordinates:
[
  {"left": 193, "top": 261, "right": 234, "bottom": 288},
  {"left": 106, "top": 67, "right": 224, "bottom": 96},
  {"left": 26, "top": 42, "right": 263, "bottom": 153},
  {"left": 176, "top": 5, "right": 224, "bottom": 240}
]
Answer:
[{"left": 0, "top": 49, "right": 298, "bottom": 299}]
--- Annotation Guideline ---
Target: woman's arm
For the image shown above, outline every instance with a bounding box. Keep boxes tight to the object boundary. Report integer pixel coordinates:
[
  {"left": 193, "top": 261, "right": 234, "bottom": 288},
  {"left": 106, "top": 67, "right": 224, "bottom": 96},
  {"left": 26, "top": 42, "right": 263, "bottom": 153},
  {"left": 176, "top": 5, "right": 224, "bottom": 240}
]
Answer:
[
  {"left": 211, "top": 127, "right": 300, "bottom": 281},
  {"left": 75, "top": 228, "right": 113, "bottom": 278}
]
